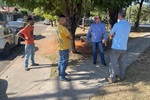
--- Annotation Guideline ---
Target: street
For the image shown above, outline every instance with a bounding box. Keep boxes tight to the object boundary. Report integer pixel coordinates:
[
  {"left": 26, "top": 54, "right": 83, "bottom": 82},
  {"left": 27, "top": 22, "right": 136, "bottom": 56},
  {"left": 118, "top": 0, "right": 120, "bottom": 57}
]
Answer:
[{"left": 0, "top": 22, "right": 50, "bottom": 73}]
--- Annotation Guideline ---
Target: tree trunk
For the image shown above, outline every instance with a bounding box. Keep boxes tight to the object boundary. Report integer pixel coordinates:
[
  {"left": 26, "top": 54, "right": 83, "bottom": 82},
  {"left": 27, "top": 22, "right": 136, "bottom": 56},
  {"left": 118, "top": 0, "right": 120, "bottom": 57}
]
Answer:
[
  {"left": 63, "top": 0, "right": 82, "bottom": 53},
  {"left": 108, "top": 7, "right": 120, "bottom": 28},
  {"left": 50, "top": 20, "right": 53, "bottom": 27},
  {"left": 135, "top": 0, "right": 144, "bottom": 29}
]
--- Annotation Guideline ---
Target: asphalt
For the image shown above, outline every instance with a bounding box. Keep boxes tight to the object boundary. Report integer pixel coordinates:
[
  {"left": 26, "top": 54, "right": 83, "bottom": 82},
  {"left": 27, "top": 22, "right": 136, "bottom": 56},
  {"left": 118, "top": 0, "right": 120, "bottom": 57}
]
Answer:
[{"left": 0, "top": 25, "right": 150, "bottom": 100}]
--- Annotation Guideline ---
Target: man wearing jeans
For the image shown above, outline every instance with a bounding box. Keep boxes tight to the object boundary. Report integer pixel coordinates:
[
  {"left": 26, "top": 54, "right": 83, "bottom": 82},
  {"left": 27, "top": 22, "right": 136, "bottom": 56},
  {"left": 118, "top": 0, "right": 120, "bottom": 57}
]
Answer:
[
  {"left": 106, "top": 10, "right": 131, "bottom": 83},
  {"left": 86, "top": 16, "right": 108, "bottom": 66},
  {"left": 56, "top": 15, "right": 72, "bottom": 81},
  {"left": 18, "top": 17, "right": 39, "bottom": 71}
]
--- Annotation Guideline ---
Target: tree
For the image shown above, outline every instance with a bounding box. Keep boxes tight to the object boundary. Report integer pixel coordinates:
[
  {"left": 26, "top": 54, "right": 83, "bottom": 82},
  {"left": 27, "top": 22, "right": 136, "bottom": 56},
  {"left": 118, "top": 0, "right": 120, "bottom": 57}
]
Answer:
[
  {"left": 33, "top": 7, "right": 44, "bottom": 16},
  {"left": 126, "top": 4, "right": 150, "bottom": 24},
  {"left": 43, "top": 13, "right": 57, "bottom": 26},
  {"left": 3, "top": 0, "right": 135, "bottom": 52},
  {"left": 94, "top": 0, "right": 134, "bottom": 28},
  {"left": 134, "top": 0, "right": 145, "bottom": 28},
  {"left": 141, "top": 5, "right": 150, "bottom": 23}
]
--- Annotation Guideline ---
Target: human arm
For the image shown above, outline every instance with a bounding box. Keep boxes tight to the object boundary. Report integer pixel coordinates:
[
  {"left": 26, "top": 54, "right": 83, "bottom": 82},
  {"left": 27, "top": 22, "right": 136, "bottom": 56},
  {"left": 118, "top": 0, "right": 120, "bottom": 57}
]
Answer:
[
  {"left": 17, "top": 32, "right": 26, "bottom": 40},
  {"left": 102, "top": 24, "right": 108, "bottom": 46},
  {"left": 86, "top": 26, "right": 92, "bottom": 44},
  {"left": 67, "top": 34, "right": 73, "bottom": 40},
  {"left": 64, "top": 27, "right": 73, "bottom": 40},
  {"left": 17, "top": 26, "right": 28, "bottom": 40},
  {"left": 110, "top": 24, "right": 116, "bottom": 39}
]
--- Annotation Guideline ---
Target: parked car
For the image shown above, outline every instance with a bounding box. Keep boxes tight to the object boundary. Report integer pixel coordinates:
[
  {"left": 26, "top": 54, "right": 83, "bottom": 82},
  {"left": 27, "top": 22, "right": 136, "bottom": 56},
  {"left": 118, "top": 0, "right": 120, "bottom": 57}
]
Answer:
[
  {"left": 7, "top": 21, "right": 25, "bottom": 34},
  {"left": 16, "top": 18, "right": 24, "bottom": 22},
  {"left": 0, "top": 24, "right": 21, "bottom": 56},
  {"left": 43, "top": 19, "right": 50, "bottom": 25}
]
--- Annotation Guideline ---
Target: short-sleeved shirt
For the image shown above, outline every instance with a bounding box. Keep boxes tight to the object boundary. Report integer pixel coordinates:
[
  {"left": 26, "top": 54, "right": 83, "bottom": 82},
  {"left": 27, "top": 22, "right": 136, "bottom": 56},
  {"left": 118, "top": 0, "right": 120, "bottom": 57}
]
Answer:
[
  {"left": 56, "top": 25, "right": 71, "bottom": 50},
  {"left": 110, "top": 20, "right": 131, "bottom": 50},
  {"left": 20, "top": 25, "right": 34, "bottom": 44}
]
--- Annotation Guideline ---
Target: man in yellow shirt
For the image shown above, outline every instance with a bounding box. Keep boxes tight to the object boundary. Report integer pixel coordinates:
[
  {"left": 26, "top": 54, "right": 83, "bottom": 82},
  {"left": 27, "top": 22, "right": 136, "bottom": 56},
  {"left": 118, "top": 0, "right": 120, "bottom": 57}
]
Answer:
[{"left": 56, "top": 15, "right": 72, "bottom": 81}]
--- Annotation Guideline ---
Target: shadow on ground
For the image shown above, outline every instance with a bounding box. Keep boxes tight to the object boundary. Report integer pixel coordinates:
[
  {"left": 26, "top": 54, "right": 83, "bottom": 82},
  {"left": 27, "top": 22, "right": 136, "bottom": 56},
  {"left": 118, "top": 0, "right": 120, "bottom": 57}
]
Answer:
[
  {"left": 0, "top": 79, "right": 8, "bottom": 100},
  {"left": 35, "top": 34, "right": 46, "bottom": 40}
]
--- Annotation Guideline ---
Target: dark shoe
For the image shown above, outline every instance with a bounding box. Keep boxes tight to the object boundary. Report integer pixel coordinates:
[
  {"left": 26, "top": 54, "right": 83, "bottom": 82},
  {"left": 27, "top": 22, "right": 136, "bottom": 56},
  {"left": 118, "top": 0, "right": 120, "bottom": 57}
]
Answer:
[
  {"left": 116, "top": 75, "right": 125, "bottom": 81},
  {"left": 65, "top": 73, "right": 68, "bottom": 76},
  {"left": 102, "top": 62, "right": 107, "bottom": 66},
  {"left": 31, "top": 63, "right": 39, "bottom": 66},
  {"left": 25, "top": 67, "right": 30, "bottom": 71},
  {"left": 60, "top": 77, "right": 71, "bottom": 82},
  {"left": 105, "top": 77, "right": 108, "bottom": 81},
  {"left": 93, "top": 62, "right": 96, "bottom": 65},
  {"left": 58, "top": 72, "right": 68, "bottom": 76},
  {"left": 116, "top": 75, "right": 120, "bottom": 80}
]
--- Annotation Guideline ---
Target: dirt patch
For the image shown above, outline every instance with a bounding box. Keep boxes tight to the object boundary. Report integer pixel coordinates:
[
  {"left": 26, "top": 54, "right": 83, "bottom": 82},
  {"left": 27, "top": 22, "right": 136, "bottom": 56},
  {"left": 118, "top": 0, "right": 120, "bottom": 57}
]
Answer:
[
  {"left": 35, "top": 27, "right": 147, "bottom": 56},
  {"left": 90, "top": 46, "right": 150, "bottom": 100}
]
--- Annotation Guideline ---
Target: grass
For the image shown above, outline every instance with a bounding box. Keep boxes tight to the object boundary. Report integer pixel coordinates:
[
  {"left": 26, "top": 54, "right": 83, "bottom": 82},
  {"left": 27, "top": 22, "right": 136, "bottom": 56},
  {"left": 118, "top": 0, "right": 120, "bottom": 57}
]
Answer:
[
  {"left": 90, "top": 46, "right": 150, "bottom": 100},
  {"left": 42, "top": 53, "right": 59, "bottom": 78}
]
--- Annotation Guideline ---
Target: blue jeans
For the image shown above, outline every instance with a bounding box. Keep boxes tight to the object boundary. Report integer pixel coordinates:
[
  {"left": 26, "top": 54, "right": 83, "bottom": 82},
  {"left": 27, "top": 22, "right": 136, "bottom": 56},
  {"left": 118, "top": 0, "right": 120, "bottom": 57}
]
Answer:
[
  {"left": 24, "top": 44, "right": 35, "bottom": 68},
  {"left": 92, "top": 42, "right": 105, "bottom": 63},
  {"left": 58, "top": 49, "right": 69, "bottom": 79}
]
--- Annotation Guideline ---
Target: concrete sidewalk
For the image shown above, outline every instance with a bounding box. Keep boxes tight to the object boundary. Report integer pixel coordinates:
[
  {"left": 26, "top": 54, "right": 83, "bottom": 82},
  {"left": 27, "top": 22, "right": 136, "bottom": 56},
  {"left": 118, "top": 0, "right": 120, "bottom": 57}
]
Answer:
[{"left": 0, "top": 31, "right": 150, "bottom": 100}]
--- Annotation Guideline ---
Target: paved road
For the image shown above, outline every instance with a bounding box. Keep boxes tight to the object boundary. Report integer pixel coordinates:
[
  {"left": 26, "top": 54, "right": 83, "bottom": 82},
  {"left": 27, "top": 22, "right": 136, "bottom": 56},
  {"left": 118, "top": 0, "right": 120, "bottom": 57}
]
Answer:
[
  {"left": 0, "top": 22, "right": 49, "bottom": 73},
  {"left": 0, "top": 45, "right": 24, "bottom": 73}
]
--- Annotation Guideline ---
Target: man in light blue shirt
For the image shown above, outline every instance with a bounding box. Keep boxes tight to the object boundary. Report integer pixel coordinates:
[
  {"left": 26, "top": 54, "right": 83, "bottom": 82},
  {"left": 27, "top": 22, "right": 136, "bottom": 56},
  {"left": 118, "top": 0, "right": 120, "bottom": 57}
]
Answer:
[
  {"left": 86, "top": 16, "right": 108, "bottom": 66},
  {"left": 106, "top": 10, "right": 131, "bottom": 83}
]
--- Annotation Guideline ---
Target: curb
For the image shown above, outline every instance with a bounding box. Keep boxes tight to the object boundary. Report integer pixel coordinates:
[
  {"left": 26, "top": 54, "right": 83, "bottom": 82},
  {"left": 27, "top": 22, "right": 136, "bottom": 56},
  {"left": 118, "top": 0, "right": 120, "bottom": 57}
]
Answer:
[
  {"left": 0, "top": 54, "right": 22, "bottom": 77},
  {"left": 0, "top": 35, "right": 40, "bottom": 76}
]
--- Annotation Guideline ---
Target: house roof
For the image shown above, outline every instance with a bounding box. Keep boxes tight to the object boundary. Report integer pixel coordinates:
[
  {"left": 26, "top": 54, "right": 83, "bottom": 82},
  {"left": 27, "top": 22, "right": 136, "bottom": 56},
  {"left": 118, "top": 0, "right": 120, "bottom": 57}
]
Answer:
[{"left": 0, "top": 7, "right": 18, "bottom": 13}]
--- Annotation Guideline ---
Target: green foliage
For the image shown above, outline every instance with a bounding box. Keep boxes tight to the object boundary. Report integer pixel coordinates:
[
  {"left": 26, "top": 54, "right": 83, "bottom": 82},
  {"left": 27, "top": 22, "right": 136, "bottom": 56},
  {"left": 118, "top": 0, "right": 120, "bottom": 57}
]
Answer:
[
  {"left": 19, "top": 8, "right": 28, "bottom": 15},
  {"left": 90, "top": 7, "right": 107, "bottom": 19},
  {"left": 33, "top": 15, "right": 44, "bottom": 21},
  {"left": 2, "top": 0, "right": 133, "bottom": 19},
  {"left": 0, "top": 12, "right": 4, "bottom": 21},
  {"left": 0, "top": 0, "right": 4, "bottom": 6},
  {"left": 141, "top": 5, "right": 150, "bottom": 23},
  {"left": 33, "top": 7, "right": 44, "bottom": 16},
  {"left": 127, "top": 4, "right": 150, "bottom": 24},
  {"left": 43, "top": 13, "right": 58, "bottom": 21},
  {"left": 33, "top": 7, "right": 58, "bottom": 21}
]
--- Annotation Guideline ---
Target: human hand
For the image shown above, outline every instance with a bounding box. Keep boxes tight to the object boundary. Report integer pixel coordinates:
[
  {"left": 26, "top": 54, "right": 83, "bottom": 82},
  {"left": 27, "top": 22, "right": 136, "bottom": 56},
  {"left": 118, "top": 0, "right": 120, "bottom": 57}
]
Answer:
[
  {"left": 110, "top": 34, "right": 115, "bottom": 39},
  {"left": 102, "top": 39, "right": 107, "bottom": 47},
  {"left": 104, "top": 42, "right": 107, "bottom": 47},
  {"left": 25, "top": 37, "right": 29, "bottom": 40}
]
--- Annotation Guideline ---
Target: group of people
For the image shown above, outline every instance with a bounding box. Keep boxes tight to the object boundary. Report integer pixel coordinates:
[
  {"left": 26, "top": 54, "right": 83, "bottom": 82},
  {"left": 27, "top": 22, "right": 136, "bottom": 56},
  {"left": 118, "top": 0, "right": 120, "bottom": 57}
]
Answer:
[
  {"left": 86, "top": 10, "right": 131, "bottom": 83},
  {"left": 17, "top": 10, "right": 131, "bottom": 83}
]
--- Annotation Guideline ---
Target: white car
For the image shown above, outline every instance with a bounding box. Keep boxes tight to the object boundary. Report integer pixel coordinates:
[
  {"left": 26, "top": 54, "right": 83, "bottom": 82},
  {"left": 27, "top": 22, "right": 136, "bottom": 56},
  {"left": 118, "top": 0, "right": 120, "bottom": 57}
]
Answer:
[
  {"left": 0, "top": 24, "right": 21, "bottom": 56},
  {"left": 43, "top": 19, "right": 50, "bottom": 25},
  {"left": 16, "top": 18, "right": 24, "bottom": 22}
]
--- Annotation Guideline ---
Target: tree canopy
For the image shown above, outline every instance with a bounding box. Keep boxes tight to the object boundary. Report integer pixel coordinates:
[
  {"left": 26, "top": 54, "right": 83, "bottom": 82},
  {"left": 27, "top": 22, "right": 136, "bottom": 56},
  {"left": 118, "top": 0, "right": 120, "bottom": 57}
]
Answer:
[{"left": 2, "top": 0, "right": 136, "bottom": 52}]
